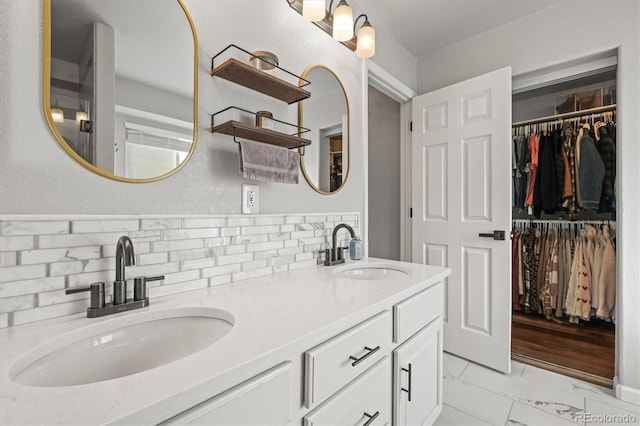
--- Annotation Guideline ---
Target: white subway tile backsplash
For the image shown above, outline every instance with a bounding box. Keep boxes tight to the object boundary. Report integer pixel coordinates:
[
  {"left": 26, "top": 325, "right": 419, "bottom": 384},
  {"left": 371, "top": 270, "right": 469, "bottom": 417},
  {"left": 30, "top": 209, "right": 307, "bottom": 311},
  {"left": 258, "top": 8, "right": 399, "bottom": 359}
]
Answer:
[
  {"left": 0, "top": 277, "right": 66, "bottom": 298},
  {"left": 169, "top": 247, "right": 224, "bottom": 262},
  {"left": 0, "top": 252, "right": 17, "bottom": 267},
  {"left": 246, "top": 241, "right": 283, "bottom": 253},
  {"left": 0, "top": 294, "right": 35, "bottom": 313},
  {"left": 138, "top": 252, "right": 170, "bottom": 266},
  {"left": 0, "top": 212, "right": 359, "bottom": 327},
  {"left": 164, "top": 228, "right": 220, "bottom": 240},
  {"left": 217, "top": 253, "right": 253, "bottom": 266},
  {"left": 232, "top": 267, "right": 273, "bottom": 282},
  {"left": 71, "top": 219, "right": 139, "bottom": 234},
  {"left": 209, "top": 275, "right": 232, "bottom": 287},
  {"left": 152, "top": 239, "right": 202, "bottom": 252},
  {"left": 227, "top": 217, "right": 255, "bottom": 227},
  {"left": 183, "top": 218, "right": 226, "bottom": 228},
  {"left": 38, "top": 232, "right": 124, "bottom": 249},
  {"left": 202, "top": 263, "right": 242, "bottom": 278},
  {"left": 49, "top": 258, "right": 113, "bottom": 277},
  {"left": 20, "top": 246, "right": 102, "bottom": 265},
  {"left": 12, "top": 300, "right": 87, "bottom": 326},
  {"left": 162, "top": 270, "right": 201, "bottom": 285},
  {"left": 0, "top": 236, "right": 35, "bottom": 252},
  {"left": 141, "top": 218, "right": 183, "bottom": 230},
  {"left": 0, "top": 264, "right": 47, "bottom": 283},
  {"left": 148, "top": 279, "right": 208, "bottom": 299},
  {"left": 1, "top": 220, "right": 69, "bottom": 236},
  {"left": 255, "top": 216, "right": 285, "bottom": 225},
  {"left": 241, "top": 225, "right": 280, "bottom": 236}
]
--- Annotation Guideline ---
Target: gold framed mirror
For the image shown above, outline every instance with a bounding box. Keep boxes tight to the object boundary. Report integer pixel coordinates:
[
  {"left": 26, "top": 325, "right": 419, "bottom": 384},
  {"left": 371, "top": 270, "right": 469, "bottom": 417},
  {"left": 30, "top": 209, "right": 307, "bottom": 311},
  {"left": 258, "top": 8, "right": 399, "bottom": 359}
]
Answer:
[
  {"left": 298, "top": 65, "right": 350, "bottom": 194},
  {"left": 43, "top": 0, "right": 198, "bottom": 182}
]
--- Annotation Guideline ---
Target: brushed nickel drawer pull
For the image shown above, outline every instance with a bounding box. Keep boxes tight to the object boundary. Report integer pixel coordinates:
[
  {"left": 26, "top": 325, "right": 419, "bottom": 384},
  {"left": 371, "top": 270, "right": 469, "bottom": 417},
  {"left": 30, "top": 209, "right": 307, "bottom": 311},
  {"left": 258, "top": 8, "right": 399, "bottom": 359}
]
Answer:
[
  {"left": 363, "top": 411, "right": 380, "bottom": 426},
  {"left": 349, "top": 345, "right": 381, "bottom": 367}
]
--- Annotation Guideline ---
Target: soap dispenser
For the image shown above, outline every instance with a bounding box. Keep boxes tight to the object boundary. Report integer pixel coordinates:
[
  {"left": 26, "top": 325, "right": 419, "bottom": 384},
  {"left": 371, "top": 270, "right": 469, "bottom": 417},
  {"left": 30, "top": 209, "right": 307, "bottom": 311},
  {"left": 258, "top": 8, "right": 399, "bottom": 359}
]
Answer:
[{"left": 349, "top": 237, "right": 363, "bottom": 260}]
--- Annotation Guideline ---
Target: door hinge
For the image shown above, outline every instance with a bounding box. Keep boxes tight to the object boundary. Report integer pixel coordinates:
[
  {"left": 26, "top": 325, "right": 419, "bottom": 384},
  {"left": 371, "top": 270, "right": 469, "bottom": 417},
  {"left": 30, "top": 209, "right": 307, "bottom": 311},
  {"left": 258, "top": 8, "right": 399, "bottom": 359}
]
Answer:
[
  {"left": 409, "top": 121, "right": 413, "bottom": 132},
  {"left": 409, "top": 207, "right": 413, "bottom": 218}
]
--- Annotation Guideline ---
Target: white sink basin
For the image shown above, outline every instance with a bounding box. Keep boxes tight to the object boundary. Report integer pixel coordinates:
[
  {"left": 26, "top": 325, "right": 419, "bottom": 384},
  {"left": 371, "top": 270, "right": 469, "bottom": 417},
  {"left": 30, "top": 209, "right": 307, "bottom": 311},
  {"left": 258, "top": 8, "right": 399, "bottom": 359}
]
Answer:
[
  {"left": 333, "top": 263, "right": 410, "bottom": 280},
  {"left": 9, "top": 307, "right": 234, "bottom": 387}
]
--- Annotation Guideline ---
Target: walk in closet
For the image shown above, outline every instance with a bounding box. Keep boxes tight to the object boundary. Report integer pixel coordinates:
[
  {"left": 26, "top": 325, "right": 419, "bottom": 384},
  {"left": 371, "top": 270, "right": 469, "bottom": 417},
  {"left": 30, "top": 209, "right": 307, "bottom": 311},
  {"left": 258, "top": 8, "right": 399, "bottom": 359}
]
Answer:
[{"left": 510, "top": 64, "right": 617, "bottom": 387}]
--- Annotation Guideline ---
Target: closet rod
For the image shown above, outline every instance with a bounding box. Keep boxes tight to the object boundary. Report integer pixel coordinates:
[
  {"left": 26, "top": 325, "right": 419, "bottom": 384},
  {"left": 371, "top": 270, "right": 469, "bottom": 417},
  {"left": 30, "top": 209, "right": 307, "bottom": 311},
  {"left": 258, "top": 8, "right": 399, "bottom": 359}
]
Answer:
[
  {"left": 512, "top": 219, "right": 612, "bottom": 225},
  {"left": 512, "top": 104, "right": 617, "bottom": 127}
]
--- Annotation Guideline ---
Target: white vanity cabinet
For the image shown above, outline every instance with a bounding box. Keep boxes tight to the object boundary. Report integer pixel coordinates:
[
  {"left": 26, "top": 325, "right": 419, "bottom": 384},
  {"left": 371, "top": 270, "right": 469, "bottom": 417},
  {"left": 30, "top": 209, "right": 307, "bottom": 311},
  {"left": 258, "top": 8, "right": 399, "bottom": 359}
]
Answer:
[
  {"left": 161, "top": 362, "right": 293, "bottom": 426},
  {"left": 392, "top": 283, "right": 444, "bottom": 426}
]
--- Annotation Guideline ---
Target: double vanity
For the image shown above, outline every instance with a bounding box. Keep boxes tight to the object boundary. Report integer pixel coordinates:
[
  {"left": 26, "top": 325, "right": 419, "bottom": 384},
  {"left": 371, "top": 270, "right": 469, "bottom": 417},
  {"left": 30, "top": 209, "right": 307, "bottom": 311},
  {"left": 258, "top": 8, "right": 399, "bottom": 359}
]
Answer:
[{"left": 0, "top": 259, "right": 450, "bottom": 425}]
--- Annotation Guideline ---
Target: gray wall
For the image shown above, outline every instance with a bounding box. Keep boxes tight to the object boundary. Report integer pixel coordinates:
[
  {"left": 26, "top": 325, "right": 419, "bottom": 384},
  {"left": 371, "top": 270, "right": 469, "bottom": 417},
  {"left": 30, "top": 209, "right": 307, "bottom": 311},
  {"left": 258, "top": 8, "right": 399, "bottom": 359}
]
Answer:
[
  {"left": 416, "top": 0, "right": 640, "bottom": 399},
  {"left": 367, "top": 85, "right": 400, "bottom": 260},
  {"left": 0, "top": 0, "right": 413, "bottom": 216}
]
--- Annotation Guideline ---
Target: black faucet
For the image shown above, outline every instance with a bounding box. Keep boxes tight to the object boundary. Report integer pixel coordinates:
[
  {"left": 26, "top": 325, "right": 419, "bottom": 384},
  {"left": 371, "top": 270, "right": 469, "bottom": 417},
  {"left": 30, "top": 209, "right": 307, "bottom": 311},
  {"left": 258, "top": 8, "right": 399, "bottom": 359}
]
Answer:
[
  {"left": 114, "top": 235, "right": 135, "bottom": 304},
  {"left": 323, "top": 223, "right": 356, "bottom": 266},
  {"left": 65, "top": 235, "right": 164, "bottom": 318}
]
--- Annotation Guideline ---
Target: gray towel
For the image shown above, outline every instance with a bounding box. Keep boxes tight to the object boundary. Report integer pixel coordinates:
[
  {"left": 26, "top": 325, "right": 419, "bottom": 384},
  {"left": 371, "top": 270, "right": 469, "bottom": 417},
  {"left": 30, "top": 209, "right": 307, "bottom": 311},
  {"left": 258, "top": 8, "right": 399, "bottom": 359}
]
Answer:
[{"left": 239, "top": 140, "right": 300, "bottom": 184}]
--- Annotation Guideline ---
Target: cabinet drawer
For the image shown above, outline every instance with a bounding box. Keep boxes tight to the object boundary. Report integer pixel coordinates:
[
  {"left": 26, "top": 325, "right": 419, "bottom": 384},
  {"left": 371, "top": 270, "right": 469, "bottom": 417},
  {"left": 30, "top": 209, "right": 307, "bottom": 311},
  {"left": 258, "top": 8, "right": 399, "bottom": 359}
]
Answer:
[
  {"left": 161, "top": 362, "right": 292, "bottom": 425},
  {"left": 394, "top": 282, "right": 443, "bottom": 343},
  {"left": 304, "top": 357, "right": 391, "bottom": 426},
  {"left": 304, "top": 311, "right": 392, "bottom": 407}
]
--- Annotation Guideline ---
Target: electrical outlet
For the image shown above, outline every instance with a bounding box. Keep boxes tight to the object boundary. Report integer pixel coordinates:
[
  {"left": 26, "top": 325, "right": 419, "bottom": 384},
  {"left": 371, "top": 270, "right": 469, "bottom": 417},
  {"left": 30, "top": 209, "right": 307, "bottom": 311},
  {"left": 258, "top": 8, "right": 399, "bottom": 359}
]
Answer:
[{"left": 242, "top": 184, "right": 259, "bottom": 214}]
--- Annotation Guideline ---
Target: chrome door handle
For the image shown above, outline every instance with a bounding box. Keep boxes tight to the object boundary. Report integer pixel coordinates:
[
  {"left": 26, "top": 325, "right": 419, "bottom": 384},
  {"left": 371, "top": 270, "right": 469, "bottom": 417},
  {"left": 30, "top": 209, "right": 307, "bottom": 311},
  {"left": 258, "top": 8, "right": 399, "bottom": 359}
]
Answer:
[
  {"left": 349, "top": 346, "right": 381, "bottom": 367},
  {"left": 478, "top": 230, "right": 506, "bottom": 240}
]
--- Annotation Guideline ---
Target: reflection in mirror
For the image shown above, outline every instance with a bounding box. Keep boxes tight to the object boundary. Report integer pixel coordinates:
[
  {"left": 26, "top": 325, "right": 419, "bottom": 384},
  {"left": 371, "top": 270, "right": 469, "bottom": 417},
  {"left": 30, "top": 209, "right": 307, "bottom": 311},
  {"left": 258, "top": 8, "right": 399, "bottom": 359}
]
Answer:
[
  {"left": 299, "top": 65, "right": 350, "bottom": 194},
  {"left": 44, "top": 0, "right": 198, "bottom": 182}
]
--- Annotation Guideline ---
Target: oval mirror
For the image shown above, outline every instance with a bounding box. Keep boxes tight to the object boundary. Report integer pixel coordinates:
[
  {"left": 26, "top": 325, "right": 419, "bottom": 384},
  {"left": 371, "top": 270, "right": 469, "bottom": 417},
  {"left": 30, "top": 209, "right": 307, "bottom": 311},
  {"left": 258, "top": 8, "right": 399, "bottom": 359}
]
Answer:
[
  {"left": 43, "top": 0, "right": 198, "bottom": 182},
  {"left": 298, "top": 65, "right": 350, "bottom": 194}
]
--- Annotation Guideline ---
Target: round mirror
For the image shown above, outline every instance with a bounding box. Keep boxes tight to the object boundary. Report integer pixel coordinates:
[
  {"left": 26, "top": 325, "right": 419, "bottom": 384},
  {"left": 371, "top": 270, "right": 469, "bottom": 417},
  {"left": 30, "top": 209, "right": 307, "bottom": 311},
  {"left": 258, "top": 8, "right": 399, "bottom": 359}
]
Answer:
[
  {"left": 43, "top": 0, "right": 198, "bottom": 182},
  {"left": 298, "top": 65, "right": 350, "bottom": 194}
]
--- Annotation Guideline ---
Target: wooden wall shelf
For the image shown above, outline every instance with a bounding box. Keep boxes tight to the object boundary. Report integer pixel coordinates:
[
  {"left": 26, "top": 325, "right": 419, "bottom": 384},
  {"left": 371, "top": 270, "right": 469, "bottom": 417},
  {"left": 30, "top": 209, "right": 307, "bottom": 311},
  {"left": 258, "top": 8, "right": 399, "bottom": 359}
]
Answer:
[
  {"left": 211, "top": 59, "right": 310, "bottom": 105},
  {"left": 212, "top": 120, "right": 311, "bottom": 150}
]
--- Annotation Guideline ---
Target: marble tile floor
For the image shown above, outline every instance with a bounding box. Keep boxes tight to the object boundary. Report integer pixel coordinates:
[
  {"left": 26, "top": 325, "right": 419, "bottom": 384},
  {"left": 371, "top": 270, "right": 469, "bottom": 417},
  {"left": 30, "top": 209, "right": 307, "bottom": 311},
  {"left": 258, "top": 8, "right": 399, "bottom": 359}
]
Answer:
[{"left": 435, "top": 352, "right": 640, "bottom": 426}]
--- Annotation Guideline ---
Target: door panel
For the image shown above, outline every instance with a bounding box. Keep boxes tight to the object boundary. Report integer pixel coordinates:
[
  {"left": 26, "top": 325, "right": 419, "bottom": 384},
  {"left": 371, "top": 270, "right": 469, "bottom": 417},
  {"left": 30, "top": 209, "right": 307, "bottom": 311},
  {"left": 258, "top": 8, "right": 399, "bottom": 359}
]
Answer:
[{"left": 412, "top": 67, "right": 512, "bottom": 373}]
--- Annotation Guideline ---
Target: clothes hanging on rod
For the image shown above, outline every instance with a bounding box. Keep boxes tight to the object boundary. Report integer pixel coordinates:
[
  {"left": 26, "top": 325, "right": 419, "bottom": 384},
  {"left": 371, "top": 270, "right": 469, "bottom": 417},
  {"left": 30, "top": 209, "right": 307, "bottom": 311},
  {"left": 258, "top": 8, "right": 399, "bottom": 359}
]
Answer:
[
  {"left": 511, "top": 220, "right": 616, "bottom": 324},
  {"left": 512, "top": 108, "right": 616, "bottom": 220}
]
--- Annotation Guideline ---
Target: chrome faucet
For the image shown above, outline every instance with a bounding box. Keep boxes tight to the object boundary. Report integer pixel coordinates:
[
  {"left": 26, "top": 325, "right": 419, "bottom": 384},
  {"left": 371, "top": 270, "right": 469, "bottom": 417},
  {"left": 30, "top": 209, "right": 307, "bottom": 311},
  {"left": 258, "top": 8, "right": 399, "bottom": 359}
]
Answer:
[
  {"left": 114, "top": 235, "right": 135, "bottom": 305},
  {"left": 323, "top": 223, "right": 356, "bottom": 266}
]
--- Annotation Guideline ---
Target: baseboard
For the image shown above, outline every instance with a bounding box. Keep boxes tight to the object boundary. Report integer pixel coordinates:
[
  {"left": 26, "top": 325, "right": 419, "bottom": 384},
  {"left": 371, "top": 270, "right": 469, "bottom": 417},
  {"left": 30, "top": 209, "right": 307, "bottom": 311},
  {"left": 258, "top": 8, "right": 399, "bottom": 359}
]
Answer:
[
  {"left": 512, "top": 352, "right": 613, "bottom": 388},
  {"left": 614, "top": 377, "right": 640, "bottom": 405}
]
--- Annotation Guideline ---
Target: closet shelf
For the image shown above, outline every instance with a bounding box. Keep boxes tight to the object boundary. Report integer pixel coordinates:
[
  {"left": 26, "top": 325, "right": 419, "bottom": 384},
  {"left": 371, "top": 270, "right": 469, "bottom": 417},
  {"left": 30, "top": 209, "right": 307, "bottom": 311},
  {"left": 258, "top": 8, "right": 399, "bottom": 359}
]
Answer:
[
  {"left": 212, "top": 121, "right": 311, "bottom": 149},
  {"left": 211, "top": 45, "right": 311, "bottom": 104}
]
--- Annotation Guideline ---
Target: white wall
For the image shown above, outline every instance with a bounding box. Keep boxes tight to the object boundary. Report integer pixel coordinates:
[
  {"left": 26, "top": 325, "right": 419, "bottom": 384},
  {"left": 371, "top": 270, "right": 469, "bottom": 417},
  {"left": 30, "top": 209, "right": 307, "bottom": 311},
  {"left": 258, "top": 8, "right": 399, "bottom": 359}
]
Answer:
[
  {"left": 416, "top": 0, "right": 640, "bottom": 401},
  {"left": 0, "top": 0, "right": 413, "bottom": 216}
]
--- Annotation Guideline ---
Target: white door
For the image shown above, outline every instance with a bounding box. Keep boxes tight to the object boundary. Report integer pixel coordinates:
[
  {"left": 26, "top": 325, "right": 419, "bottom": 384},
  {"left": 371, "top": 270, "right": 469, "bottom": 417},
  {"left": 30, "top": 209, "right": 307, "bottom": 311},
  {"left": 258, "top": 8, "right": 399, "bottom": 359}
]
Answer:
[{"left": 411, "top": 67, "right": 512, "bottom": 373}]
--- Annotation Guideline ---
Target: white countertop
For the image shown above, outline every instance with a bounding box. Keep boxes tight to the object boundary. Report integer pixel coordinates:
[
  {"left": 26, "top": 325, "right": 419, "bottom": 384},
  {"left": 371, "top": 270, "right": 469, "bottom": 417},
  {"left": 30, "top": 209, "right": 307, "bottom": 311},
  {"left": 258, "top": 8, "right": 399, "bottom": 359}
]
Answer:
[{"left": 0, "top": 258, "right": 450, "bottom": 425}]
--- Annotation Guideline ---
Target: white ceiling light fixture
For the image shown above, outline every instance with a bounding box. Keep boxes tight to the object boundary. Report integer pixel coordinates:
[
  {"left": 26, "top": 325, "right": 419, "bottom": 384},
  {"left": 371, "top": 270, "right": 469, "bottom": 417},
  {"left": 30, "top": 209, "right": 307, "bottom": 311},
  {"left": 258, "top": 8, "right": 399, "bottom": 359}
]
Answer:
[
  {"left": 354, "top": 14, "right": 375, "bottom": 58},
  {"left": 75, "top": 104, "right": 88, "bottom": 126}
]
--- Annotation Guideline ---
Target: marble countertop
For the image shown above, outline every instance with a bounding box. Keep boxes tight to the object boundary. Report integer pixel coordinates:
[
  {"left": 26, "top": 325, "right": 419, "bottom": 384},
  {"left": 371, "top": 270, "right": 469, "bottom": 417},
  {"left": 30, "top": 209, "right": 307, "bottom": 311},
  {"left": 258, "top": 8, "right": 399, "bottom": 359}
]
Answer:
[{"left": 0, "top": 258, "right": 450, "bottom": 425}]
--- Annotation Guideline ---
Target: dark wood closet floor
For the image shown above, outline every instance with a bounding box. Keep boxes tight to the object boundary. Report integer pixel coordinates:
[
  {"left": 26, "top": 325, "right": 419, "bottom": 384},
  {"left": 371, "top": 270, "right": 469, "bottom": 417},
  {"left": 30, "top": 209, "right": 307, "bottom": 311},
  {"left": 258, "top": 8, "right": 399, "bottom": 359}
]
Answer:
[{"left": 511, "top": 311, "right": 615, "bottom": 387}]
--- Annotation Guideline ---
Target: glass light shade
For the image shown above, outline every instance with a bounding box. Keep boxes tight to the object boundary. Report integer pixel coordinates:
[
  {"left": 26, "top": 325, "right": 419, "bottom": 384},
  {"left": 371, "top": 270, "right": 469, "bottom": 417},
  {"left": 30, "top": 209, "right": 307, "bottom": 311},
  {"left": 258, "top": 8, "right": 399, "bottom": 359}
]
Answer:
[
  {"left": 332, "top": 2, "right": 353, "bottom": 41},
  {"left": 75, "top": 110, "right": 88, "bottom": 125},
  {"left": 51, "top": 106, "right": 64, "bottom": 123},
  {"left": 303, "top": 0, "right": 325, "bottom": 22},
  {"left": 356, "top": 23, "right": 375, "bottom": 58}
]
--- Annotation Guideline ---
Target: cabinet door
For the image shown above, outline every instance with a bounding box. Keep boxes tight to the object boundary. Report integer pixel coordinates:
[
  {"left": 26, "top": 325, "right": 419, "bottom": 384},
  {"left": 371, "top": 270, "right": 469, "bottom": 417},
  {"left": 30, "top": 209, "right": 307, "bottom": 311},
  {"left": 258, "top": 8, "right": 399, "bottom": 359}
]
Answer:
[
  {"left": 393, "top": 318, "right": 443, "bottom": 426},
  {"left": 161, "top": 362, "right": 292, "bottom": 426}
]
